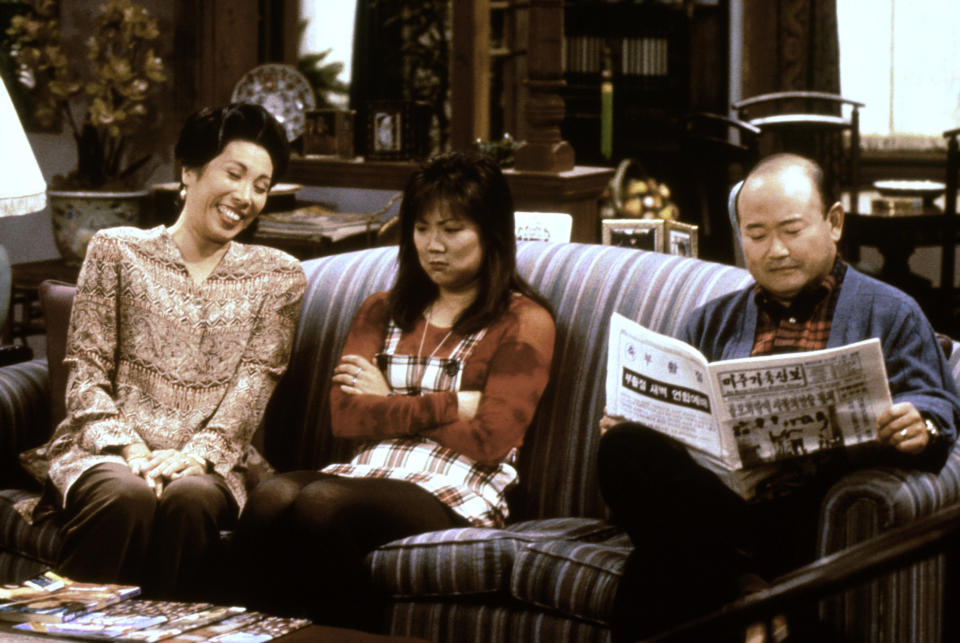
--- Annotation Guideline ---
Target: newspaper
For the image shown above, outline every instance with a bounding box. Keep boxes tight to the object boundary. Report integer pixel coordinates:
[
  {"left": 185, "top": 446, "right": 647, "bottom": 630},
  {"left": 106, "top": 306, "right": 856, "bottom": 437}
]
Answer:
[{"left": 605, "top": 312, "right": 893, "bottom": 498}]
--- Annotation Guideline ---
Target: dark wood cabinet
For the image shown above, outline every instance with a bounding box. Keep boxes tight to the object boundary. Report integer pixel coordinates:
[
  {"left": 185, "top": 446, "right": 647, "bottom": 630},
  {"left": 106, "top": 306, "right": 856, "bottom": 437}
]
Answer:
[{"left": 559, "top": 1, "right": 729, "bottom": 169}]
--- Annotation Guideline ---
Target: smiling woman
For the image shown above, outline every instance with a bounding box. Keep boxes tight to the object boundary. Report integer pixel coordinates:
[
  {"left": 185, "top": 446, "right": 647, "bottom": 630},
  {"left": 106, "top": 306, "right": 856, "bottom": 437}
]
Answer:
[
  {"left": 172, "top": 140, "right": 274, "bottom": 282},
  {"left": 19, "top": 103, "right": 306, "bottom": 601}
]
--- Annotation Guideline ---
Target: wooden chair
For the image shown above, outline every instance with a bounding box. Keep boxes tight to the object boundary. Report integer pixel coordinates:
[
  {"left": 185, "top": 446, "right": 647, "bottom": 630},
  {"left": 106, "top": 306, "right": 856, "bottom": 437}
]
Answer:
[
  {"left": 732, "top": 91, "right": 864, "bottom": 210},
  {"left": 679, "top": 112, "right": 760, "bottom": 265}
]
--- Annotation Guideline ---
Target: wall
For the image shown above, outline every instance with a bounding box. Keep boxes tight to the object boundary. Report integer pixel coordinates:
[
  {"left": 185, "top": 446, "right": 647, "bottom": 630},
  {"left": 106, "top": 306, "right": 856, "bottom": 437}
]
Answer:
[{"left": 0, "top": 0, "right": 179, "bottom": 264}]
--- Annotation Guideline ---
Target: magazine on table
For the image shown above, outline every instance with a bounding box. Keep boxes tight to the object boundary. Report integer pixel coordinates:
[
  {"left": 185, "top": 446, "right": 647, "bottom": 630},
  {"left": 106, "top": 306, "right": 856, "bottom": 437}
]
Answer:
[
  {"left": 604, "top": 312, "right": 893, "bottom": 499},
  {"left": 11, "top": 597, "right": 311, "bottom": 642},
  {"left": 0, "top": 570, "right": 140, "bottom": 623}
]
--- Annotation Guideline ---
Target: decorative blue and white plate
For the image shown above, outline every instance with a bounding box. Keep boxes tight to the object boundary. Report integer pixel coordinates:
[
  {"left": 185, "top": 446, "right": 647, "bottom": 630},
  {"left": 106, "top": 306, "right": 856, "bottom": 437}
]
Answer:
[{"left": 231, "top": 64, "right": 317, "bottom": 142}]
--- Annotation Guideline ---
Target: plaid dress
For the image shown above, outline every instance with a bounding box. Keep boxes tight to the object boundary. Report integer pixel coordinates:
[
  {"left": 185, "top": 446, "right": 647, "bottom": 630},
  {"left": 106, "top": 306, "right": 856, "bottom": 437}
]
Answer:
[{"left": 322, "top": 319, "right": 519, "bottom": 527}]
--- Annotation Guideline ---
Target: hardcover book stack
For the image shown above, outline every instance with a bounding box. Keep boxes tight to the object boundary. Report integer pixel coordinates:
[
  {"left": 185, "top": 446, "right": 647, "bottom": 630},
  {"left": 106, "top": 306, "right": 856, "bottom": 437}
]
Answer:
[{"left": 0, "top": 571, "right": 310, "bottom": 642}]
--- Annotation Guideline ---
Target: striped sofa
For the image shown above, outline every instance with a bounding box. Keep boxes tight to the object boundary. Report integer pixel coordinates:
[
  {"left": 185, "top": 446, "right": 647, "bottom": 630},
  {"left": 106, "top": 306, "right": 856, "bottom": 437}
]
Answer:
[{"left": 2, "top": 241, "right": 960, "bottom": 642}]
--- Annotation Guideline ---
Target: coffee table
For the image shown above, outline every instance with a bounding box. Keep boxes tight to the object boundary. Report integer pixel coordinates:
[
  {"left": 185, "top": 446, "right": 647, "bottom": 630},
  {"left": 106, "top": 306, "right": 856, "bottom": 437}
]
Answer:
[{"left": 0, "top": 622, "right": 427, "bottom": 642}]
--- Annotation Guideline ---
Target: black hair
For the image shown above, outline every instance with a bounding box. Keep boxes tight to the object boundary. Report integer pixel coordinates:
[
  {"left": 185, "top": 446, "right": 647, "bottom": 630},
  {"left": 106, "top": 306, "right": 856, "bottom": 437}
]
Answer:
[
  {"left": 174, "top": 103, "right": 289, "bottom": 185},
  {"left": 736, "top": 153, "right": 833, "bottom": 221},
  {"left": 388, "top": 151, "right": 553, "bottom": 334}
]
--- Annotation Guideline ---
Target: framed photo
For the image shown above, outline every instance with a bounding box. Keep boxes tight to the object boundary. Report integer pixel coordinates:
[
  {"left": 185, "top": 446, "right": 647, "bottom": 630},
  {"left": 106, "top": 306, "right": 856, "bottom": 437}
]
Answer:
[
  {"left": 664, "top": 220, "right": 699, "bottom": 257},
  {"left": 303, "top": 109, "right": 355, "bottom": 158},
  {"left": 363, "top": 100, "right": 430, "bottom": 161},
  {"left": 601, "top": 219, "right": 663, "bottom": 251}
]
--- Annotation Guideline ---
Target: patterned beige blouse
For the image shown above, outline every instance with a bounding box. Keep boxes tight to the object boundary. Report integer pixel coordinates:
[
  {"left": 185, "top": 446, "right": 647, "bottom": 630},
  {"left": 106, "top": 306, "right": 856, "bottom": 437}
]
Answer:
[{"left": 25, "top": 226, "right": 306, "bottom": 510}]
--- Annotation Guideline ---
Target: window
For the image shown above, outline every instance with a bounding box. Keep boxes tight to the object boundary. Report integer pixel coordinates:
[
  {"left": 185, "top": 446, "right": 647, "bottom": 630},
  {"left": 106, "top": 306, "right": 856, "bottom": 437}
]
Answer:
[
  {"left": 838, "top": 0, "right": 960, "bottom": 149},
  {"left": 298, "top": 1, "right": 355, "bottom": 109}
]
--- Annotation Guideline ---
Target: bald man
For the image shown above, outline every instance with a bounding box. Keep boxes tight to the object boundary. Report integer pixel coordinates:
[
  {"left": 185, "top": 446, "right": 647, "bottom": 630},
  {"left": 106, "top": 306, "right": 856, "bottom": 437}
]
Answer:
[{"left": 598, "top": 154, "right": 960, "bottom": 642}]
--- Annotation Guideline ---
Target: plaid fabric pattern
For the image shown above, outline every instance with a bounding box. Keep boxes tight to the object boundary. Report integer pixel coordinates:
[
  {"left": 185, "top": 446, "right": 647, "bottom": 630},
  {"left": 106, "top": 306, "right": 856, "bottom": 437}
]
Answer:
[
  {"left": 323, "top": 319, "right": 516, "bottom": 527},
  {"left": 375, "top": 320, "right": 487, "bottom": 395},
  {"left": 751, "top": 258, "right": 846, "bottom": 356}
]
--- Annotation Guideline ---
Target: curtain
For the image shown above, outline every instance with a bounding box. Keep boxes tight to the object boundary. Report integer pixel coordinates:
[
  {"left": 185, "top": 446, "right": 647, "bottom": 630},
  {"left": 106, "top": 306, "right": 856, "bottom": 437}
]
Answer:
[
  {"left": 779, "top": 0, "right": 841, "bottom": 93},
  {"left": 742, "top": 0, "right": 841, "bottom": 97}
]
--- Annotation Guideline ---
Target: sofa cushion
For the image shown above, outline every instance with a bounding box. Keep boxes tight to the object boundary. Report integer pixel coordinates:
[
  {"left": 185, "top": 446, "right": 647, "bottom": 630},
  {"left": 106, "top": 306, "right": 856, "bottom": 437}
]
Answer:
[
  {"left": 38, "top": 280, "right": 76, "bottom": 434},
  {"left": 0, "top": 488, "right": 60, "bottom": 580},
  {"left": 369, "top": 518, "right": 621, "bottom": 599},
  {"left": 510, "top": 533, "right": 631, "bottom": 625}
]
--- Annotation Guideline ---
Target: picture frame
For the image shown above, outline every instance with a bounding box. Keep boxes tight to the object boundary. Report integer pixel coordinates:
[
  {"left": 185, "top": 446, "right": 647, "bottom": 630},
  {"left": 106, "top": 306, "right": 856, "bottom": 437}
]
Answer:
[
  {"left": 363, "top": 99, "right": 430, "bottom": 161},
  {"left": 664, "top": 220, "right": 699, "bottom": 257},
  {"left": 601, "top": 219, "right": 663, "bottom": 251},
  {"left": 302, "top": 109, "right": 355, "bottom": 158}
]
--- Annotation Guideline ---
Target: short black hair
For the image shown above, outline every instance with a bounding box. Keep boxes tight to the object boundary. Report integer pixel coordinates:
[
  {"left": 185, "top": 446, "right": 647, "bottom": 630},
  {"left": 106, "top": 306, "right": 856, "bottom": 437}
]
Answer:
[
  {"left": 174, "top": 103, "right": 289, "bottom": 185},
  {"left": 389, "top": 152, "right": 552, "bottom": 334},
  {"left": 736, "top": 153, "right": 832, "bottom": 221}
]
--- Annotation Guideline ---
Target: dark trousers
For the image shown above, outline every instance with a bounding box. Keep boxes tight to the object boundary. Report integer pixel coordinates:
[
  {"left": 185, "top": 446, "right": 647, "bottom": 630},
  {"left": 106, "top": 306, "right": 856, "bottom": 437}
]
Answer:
[
  {"left": 230, "top": 471, "right": 467, "bottom": 631},
  {"left": 598, "top": 423, "right": 843, "bottom": 642},
  {"left": 58, "top": 462, "right": 237, "bottom": 600}
]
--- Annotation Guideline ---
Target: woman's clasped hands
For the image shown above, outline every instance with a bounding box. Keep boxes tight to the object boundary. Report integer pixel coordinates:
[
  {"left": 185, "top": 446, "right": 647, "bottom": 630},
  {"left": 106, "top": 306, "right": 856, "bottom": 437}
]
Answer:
[{"left": 122, "top": 444, "right": 206, "bottom": 498}]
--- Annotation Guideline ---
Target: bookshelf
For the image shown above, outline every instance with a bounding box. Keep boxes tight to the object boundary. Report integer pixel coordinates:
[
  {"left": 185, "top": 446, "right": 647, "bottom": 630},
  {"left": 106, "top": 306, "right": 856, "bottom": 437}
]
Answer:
[{"left": 559, "top": 1, "right": 729, "bottom": 168}]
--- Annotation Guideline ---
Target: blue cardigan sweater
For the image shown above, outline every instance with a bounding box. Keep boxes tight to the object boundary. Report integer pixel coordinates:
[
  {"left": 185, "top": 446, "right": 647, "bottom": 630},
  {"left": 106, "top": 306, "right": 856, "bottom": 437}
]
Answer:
[{"left": 680, "top": 265, "right": 960, "bottom": 469}]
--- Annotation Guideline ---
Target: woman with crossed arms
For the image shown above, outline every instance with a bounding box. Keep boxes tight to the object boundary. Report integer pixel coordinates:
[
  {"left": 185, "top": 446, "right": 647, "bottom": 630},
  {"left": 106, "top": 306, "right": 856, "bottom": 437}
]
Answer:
[{"left": 233, "top": 152, "right": 556, "bottom": 629}]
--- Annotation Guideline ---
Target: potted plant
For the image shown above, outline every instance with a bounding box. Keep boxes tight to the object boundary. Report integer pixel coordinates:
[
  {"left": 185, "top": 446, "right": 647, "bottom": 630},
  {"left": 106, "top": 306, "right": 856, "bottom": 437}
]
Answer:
[{"left": 6, "top": 0, "right": 168, "bottom": 263}]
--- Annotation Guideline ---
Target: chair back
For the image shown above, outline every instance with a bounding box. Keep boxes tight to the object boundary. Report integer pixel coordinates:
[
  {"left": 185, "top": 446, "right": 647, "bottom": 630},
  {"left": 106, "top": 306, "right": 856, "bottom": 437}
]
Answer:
[
  {"left": 679, "top": 112, "right": 760, "bottom": 265},
  {"left": 514, "top": 211, "right": 573, "bottom": 242},
  {"left": 733, "top": 91, "right": 863, "bottom": 208},
  {"left": 727, "top": 180, "right": 745, "bottom": 268}
]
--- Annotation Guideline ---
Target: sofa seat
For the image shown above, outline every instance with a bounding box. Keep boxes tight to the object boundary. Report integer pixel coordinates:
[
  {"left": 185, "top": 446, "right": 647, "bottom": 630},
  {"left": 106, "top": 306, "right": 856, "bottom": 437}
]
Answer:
[
  {"left": 369, "top": 517, "right": 629, "bottom": 625},
  {"left": 0, "top": 488, "right": 59, "bottom": 581}
]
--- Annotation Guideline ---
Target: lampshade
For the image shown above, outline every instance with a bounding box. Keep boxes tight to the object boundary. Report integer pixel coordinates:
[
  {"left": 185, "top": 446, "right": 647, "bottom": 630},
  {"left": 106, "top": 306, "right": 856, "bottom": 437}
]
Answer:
[{"left": 0, "top": 76, "right": 46, "bottom": 217}]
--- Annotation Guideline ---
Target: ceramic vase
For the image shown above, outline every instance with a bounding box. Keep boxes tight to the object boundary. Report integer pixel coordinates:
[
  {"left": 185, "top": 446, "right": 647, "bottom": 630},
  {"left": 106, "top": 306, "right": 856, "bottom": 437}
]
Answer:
[{"left": 48, "top": 189, "right": 149, "bottom": 265}]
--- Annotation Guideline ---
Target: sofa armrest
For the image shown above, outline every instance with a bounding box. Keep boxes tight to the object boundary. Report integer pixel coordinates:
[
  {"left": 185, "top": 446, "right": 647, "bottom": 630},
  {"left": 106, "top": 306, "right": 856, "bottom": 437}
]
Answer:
[
  {"left": 0, "top": 359, "right": 50, "bottom": 487},
  {"left": 649, "top": 501, "right": 960, "bottom": 642},
  {"left": 817, "top": 446, "right": 960, "bottom": 556}
]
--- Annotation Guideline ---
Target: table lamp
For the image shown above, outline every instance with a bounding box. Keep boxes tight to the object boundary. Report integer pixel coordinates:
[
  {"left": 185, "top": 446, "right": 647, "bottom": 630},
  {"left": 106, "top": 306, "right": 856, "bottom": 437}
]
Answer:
[{"left": 0, "top": 76, "right": 47, "bottom": 333}]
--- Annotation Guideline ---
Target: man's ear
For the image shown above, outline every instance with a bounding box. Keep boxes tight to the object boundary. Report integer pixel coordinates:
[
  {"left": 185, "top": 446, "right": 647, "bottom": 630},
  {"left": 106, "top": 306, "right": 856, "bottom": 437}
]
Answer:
[{"left": 827, "top": 201, "right": 844, "bottom": 242}]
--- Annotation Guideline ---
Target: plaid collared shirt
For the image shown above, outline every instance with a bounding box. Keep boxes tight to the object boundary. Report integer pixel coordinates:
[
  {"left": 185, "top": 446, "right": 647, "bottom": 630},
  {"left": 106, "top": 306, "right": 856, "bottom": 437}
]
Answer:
[
  {"left": 322, "top": 319, "right": 517, "bottom": 528},
  {"left": 751, "top": 257, "right": 847, "bottom": 357}
]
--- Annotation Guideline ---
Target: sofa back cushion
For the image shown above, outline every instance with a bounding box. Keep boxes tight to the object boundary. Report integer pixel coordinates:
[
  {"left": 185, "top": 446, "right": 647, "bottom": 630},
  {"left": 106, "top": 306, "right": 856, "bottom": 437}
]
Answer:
[
  {"left": 262, "top": 242, "right": 754, "bottom": 521},
  {"left": 39, "top": 280, "right": 76, "bottom": 435}
]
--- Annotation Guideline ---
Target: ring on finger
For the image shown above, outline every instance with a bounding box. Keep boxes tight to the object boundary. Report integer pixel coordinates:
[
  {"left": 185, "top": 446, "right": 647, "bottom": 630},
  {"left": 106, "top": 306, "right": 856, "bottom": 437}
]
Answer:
[
  {"left": 351, "top": 374, "right": 359, "bottom": 385},
  {"left": 899, "top": 428, "right": 908, "bottom": 438}
]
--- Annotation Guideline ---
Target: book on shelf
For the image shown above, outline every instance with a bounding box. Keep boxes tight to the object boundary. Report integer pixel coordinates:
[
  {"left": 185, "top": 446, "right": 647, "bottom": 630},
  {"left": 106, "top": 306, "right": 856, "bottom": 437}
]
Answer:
[
  {"left": 605, "top": 313, "right": 893, "bottom": 499},
  {"left": 0, "top": 570, "right": 140, "bottom": 623}
]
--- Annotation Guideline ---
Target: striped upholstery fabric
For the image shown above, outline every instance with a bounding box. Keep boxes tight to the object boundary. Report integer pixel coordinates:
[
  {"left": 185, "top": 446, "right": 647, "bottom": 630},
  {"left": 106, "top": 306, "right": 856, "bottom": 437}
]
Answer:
[
  {"left": 0, "top": 360, "right": 60, "bottom": 584},
  {"left": 0, "top": 488, "right": 59, "bottom": 581},
  {"left": 815, "top": 341, "right": 960, "bottom": 643},
  {"left": 368, "top": 517, "right": 621, "bottom": 598},
  {"left": 261, "top": 242, "right": 755, "bottom": 520},
  {"left": 3, "top": 241, "right": 960, "bottom": 642},
  {"left": 0, "top": 359, "right": 50, "bottom": 487},
  {"left": 509, "top": 531, "right": 632, "bottom": 624},
  {"left": 257, "top": 242, "right": 755, "bottom": 640},
  {"left": 387, "top": 601, "right": 612, "bottom": 643}
]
